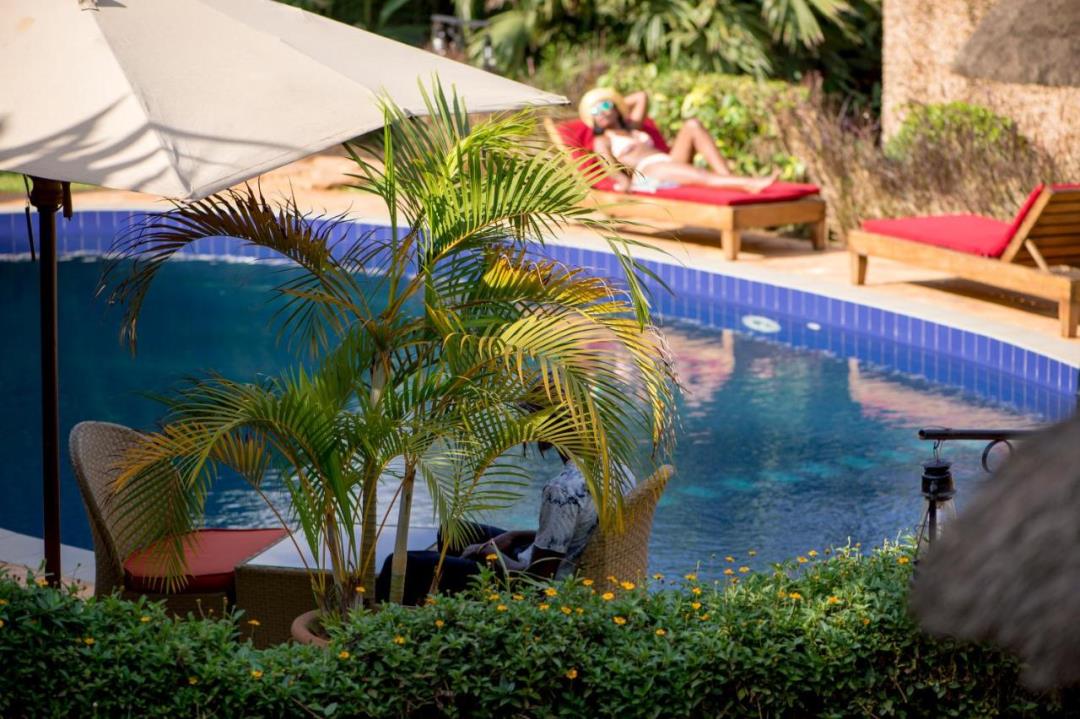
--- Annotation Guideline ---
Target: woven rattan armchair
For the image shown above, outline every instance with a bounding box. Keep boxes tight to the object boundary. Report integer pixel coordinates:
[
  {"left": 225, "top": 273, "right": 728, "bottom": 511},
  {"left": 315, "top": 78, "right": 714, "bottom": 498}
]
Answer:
[
  {"left": 577, "top": 464, "right": 674, "bottom": 584},
  {"left": 69, "top": 421, "right": 231, "bottom": 616}
]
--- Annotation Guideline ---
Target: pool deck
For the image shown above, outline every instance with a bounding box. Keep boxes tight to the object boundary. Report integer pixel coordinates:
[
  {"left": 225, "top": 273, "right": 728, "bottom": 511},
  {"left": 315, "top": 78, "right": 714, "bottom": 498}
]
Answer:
[{"left": 1, "top": 157, "right": 1077, "bottom": 578}]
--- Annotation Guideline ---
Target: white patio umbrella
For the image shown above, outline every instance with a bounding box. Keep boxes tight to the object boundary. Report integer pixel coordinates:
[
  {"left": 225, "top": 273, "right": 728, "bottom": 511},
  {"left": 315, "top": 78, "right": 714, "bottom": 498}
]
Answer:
[{"left": 0, "top": 0, "right": 565, "bottom": 583}]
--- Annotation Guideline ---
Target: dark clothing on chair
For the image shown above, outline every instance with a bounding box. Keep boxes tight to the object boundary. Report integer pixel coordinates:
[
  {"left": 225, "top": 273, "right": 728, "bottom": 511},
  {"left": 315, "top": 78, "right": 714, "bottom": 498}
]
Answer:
[{"left": 375, "top": 522, "right": 508, "bottom": 605}]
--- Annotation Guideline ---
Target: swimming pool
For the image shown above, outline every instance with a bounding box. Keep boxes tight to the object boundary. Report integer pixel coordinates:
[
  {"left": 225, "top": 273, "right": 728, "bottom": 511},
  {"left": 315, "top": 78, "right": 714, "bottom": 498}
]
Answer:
[{"left": 0, "top": 245, "right": 1066, "bottom": 582}]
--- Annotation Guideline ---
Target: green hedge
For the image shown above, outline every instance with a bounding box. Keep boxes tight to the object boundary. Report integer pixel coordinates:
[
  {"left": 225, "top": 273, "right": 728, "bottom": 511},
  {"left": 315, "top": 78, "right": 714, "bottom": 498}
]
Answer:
[
  {"left": 598, "top": 64, "right": 807, "bottom": 179},
  {"left": 0, "top": 545, "right": 1064, "bottom": 718},
  {"left": 884, "top": 102, "right": 1029, "bottom": 162}
]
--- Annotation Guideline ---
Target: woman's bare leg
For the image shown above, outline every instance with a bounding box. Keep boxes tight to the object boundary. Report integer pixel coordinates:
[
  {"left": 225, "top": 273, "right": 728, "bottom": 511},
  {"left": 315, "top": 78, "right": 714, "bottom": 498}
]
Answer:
[
  {"left": 639, "top": 162, "right": 778, "bottom": 193},
  {"left": 668, "top": 119, "right": 733, "bottom": 175}
]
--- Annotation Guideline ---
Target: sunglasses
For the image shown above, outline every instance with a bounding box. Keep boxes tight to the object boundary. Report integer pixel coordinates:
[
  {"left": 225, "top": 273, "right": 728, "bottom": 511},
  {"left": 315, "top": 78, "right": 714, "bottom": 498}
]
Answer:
[{"left": 590, "top": 100, "right": 614, "bottom": 116}]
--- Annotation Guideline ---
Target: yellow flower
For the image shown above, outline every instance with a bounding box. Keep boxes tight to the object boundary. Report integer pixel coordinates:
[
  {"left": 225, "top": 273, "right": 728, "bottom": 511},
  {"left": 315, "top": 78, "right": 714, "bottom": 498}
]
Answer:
[
  {"left": 652, "top": 573, "right": 664, "bottom": 581},
  {"left": 35, "top": 577, "right": 48, "bottom": 587},
  {"left": 699, "top": 613, "right": 710, "bottom": 621},
  {"left": 684, "top": 573, "right": 697, "bottom": 581},
  {"left": 338, "top": 650, "right": 351, "bottom": 660},
  {"left": 83, "top": 637, "right": 95, "bottom": 646},
  {"left": 691, "top": 601, "right": 701, "bottom": 610},
  {"left": 601, "top": 592, "right": 615, "bottom": 601},
  {"left": 393, "top": 635, "right": 406, "bottom": 645},
  {"left": 435, "top": 619, "right": 445, "bottom": 628},
  {"left": 0, "top": 619, "right": 4, "bottom": 629},
  {"left": 797, "top": 556, "right": 808, "bottom": 564},
  {"left": 731, "top": 577, "right": 739, "bottom": 585},
  {"left": 777, "top": 590, "right": 787, "bottom": 599},
  {"left": 691, "top": 587, "right": 702, "bottom": 595},
  {"left": 575, "top": 607, "right": 584, "bottom": 615},
  {"left": 808, "top": 550, "right": 819, "bottom": 557},
  {"left": 425, "top": 596, "right": 437, "bottom": 605},
  {"left": 620, "top": 581, "right": 636, "bottom": 591},
  {"left": 862, "top": 618, "right": 871, "bottom": 625},
  {"left": 0, "top": 599, "right": 7, "bottom": 605},
  {"left": 748, "top": 550, "right": 757, "bottom": 557},
  {"left": 613, "top": 616, "right": 627, "bottom": 625},
  {"left": 512, "top": 594, "right": 525, "bottom": 601},
  {"left": 565, "top": 668, "right": 578, "bottom": 680},
  {"left": 187, "top": 676, "right": 198, "bottom": 686},
  {"left": 788, "top": 592, "right": 803, "bottom": 601},
  {"left": 738, "top": 566, "right": 750, "bottom": 574},
  {"left": 897, "top": 556, "right": 911, "bottom": 565},
  {"left": 247, "top": 619, "right": 261, "bottom": 627},
  {"left": 826, "top": 595, "right": 841, "bottom": 605},
  {"left": 607, "top": 575, "right": 618, "bottom": 584},
  {"left": 487, "top": 593, "right": 501, "bottom": 601},
  {"left": 724, "top": 556, "right": 734, "bottom": 563},
  {"left": 560, "top": 606, "right": 572, "bottom": 615},
  {"left": 485, "top": 553, "right": 498, "bottom": 562},
  {"left": 723, "top": 568, "right": 734, "bottom": 576},
  {"left": 655, "top": 628, "right": 667, "bottom": 636},
  {"left": 250, "top": 670, "right": 263, "bottom": 680},
  {"left": 496, "top": 604, "right": 508, "bottom": 612},
  {"left": 544, "top": 587, "right": 558, "bottom": 597},
  {"left": 582, "top": 578, "right": 594, "bottom": 587},
  {"left": 140, "top": 615, "right": 151, "bottom": 623},
  {"left": 538, "top": 603, "right": 550, "bottom": 611},
  {"left": 354, "top": 586, "right": 365, "bottom": 594}
]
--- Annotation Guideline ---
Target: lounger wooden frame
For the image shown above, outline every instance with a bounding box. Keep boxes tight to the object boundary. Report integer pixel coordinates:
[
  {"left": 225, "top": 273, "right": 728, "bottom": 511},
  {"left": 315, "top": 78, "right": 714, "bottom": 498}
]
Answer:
[
  {"left": 544, "top": 118, "right": 827, "bottom": 261},
  {"left": 847, "top": 186, "right": 1080, "bottom": 338}
]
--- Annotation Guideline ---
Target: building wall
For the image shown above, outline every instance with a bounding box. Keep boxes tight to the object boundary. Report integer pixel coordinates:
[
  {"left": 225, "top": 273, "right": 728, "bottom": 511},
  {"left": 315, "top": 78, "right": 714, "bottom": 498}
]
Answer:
[{"left": 882, "top": 0, "right": 1080, "bottom": 161}]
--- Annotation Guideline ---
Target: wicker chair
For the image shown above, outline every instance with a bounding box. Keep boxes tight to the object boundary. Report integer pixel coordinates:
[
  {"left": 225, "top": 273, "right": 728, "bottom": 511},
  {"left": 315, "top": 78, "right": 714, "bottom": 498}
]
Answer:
[
  {"left": 69, "top": 421, "right": 279, "bottom": 617},
  {"left": 577, "top": 464, "right": 674, "bottom": 584}
]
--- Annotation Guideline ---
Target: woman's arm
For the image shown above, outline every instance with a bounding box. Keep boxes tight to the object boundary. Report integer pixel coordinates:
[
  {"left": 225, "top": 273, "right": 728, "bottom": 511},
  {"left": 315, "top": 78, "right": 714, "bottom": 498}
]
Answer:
[
  {"left": 593, "top": 135, "right": 632, "bottom": 193},
  {"left": 623, "top": 91, "right": 649, "bottom": 127}
]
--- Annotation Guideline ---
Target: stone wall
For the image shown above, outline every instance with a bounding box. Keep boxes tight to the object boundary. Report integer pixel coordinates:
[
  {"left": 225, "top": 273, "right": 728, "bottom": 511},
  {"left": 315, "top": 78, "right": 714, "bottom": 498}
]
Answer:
[{"left": 882, "top": 0, "right": 1080, "bottom": 162}]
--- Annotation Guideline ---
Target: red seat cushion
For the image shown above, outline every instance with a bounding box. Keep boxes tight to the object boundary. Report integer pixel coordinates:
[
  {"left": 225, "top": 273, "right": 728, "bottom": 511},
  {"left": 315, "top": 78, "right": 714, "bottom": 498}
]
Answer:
[
  {"left": 861, "top": 215, "right": 1013, "bottom": 257},
  {"left": 554, "top": 119, "right": 820, "bottom": 205},
  {"left": 593, "top": 177, "right": 820, "bottom": 205},
  {"left": 124, "top": 528, "right": 287, "bottom": 594},
  {"left": 861, "top": 183, "right": 1080, "bottom": 258}
]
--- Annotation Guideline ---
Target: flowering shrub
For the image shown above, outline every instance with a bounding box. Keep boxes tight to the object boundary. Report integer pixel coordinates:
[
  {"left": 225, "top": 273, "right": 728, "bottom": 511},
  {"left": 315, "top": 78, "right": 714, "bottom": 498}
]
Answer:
[{"left": 0, "top": 545, "right": 1064, "bottom": 718}]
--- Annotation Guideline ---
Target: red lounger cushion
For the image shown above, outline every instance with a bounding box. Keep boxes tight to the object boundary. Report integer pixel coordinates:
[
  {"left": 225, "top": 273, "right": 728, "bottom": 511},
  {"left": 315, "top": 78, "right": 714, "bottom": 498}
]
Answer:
[
  {"left": 593, "top": 176, "right": 820, "bottom": 205},
  {"left": 861, "top": 215, "right": 1012, "bottom": 257},
  {"left": 124, "top": 528, "right": 287, "bottom": 594},
  {"left": 860, "top": 183, "right": 1080, "bottom": 258},
  {"left": 555, "top": 119, "right": 820, "bottom": 206}
]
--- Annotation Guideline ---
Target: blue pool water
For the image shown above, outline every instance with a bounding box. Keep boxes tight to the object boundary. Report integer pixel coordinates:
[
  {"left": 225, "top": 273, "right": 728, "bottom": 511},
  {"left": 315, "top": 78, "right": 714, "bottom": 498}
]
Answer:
[{"left": 0, "top": 257, "right": 1067, "bottom": 582}]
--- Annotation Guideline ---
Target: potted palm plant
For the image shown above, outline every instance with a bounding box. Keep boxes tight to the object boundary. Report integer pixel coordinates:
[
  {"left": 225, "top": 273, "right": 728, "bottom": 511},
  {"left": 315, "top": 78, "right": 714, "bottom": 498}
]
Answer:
[{"left": 103, "top": 83, "right": 677, "bottom": 633}]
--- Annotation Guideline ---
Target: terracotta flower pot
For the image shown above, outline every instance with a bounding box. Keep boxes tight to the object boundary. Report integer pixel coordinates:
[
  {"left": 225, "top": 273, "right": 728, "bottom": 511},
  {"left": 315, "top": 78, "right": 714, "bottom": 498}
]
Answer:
[{"left": 290, "top": 609, "right": 330, "bottom": 648}]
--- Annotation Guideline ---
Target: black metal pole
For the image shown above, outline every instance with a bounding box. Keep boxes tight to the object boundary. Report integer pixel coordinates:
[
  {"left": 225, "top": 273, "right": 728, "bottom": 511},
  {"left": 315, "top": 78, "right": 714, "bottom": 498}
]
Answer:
[{"left": 29, "top": 177, "right": 63, "bottom": 586}]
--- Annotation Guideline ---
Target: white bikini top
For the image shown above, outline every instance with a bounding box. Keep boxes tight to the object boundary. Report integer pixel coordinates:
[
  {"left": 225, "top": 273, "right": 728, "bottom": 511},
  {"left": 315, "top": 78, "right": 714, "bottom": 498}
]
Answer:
[{"left": 606, "top": 129, "right": 654, "bottom": 162}]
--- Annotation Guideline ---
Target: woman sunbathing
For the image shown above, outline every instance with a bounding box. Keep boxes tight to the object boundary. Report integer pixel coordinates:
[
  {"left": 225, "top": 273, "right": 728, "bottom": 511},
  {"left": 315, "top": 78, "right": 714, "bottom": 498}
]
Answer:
[{"left": 581, "top": 87, "right": 778, "bottom": 194}]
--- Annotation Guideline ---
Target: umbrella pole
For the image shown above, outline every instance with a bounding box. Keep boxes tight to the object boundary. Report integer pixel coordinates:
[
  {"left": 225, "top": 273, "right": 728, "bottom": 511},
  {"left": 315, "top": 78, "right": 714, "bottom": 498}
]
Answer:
[{"left": 29, "top": 177, "right": 64, "bottom": 586}]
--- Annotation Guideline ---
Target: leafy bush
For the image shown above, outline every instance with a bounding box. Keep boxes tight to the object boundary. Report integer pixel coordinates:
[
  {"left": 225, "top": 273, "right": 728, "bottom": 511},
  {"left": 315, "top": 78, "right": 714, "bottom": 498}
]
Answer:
[
  {"left": 884, "top": 102, "right": 1028, "bottom": 161},
  {"left": 777, "top": 89, "right": 1078, "bottom": 241},
  {"left": 0, "top": 544, "right": 1067, "bottom": 718},
  {"left": 599, "top": 64, "right": 808, "bottom": 178}
]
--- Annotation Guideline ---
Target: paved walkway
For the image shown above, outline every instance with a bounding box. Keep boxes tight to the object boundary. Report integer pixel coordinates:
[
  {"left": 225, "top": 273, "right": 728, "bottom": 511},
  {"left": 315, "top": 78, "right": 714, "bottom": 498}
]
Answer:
[{"left": 0, "top": 530, "right": 95, "bottom": 596}]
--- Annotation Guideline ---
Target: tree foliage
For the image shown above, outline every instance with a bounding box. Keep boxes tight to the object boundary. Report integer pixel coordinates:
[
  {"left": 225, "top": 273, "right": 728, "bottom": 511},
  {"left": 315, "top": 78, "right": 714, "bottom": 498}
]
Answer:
[{"left": 99, "top": 83, "right": 677, "bottom": 617}]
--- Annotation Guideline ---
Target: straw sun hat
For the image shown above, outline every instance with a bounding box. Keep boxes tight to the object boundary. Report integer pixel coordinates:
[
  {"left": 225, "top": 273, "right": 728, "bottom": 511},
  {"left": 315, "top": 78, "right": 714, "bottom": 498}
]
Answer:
[{"left": 578, "top": 88, "right": 627, "bottom": 128}]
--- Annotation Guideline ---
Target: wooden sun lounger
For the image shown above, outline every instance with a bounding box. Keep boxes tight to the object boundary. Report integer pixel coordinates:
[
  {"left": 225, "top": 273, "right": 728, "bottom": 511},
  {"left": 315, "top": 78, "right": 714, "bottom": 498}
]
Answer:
[
  {"left": 847, "top": 185, "right": 1080, "bottom": 337},
  {"left": 544, "top": 118, "right": 827, "bottom": 261}
]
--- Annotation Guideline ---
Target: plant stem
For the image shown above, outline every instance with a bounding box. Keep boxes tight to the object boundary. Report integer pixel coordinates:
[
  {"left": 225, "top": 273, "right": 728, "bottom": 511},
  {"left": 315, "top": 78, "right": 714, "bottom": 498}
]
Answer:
[{"left": 388, "top": 460, "right": 416, "bottom": 604}]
